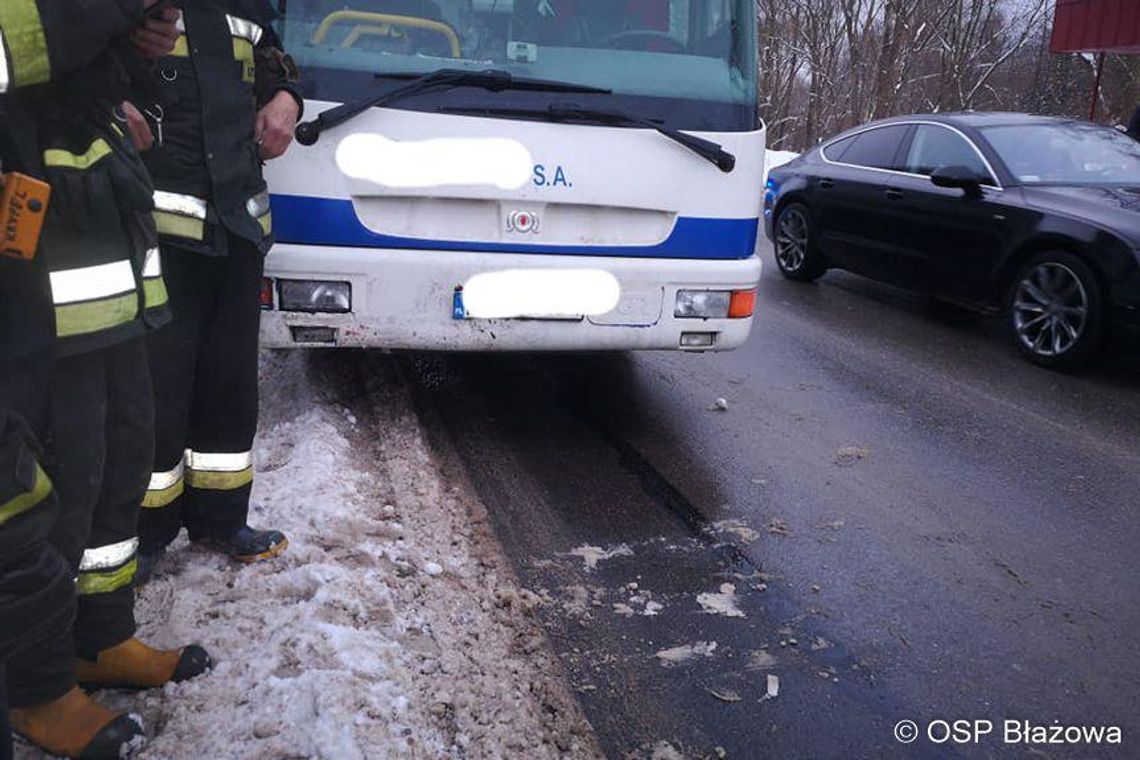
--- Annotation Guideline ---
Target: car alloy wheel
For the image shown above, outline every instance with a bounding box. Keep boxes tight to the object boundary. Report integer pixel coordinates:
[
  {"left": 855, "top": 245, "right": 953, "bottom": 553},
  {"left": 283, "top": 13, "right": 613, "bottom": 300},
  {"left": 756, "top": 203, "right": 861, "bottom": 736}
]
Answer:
[
  {"left": 776, "top": 208, "right": 809, "bottom": 273},
  {"left": 1011, "top": 262, "right": 1089, "bottom": 358}
]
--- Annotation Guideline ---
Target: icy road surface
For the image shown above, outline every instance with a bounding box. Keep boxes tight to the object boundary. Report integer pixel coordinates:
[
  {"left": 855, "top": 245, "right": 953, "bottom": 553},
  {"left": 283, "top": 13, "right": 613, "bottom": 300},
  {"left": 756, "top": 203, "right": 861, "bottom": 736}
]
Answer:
[{"left": 17, "top": 351, "right": 598, "bottom": 760}]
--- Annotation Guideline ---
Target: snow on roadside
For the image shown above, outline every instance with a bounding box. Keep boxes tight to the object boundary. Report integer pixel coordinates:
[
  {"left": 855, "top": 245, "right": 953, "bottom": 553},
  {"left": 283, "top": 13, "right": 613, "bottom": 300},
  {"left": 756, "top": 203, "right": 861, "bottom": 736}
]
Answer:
[
  {"left": 19, "top": 350, "right": 598, "bottom": 759},
  {"left": 764, "top": 149, "right": 799, "bottom": 184}
]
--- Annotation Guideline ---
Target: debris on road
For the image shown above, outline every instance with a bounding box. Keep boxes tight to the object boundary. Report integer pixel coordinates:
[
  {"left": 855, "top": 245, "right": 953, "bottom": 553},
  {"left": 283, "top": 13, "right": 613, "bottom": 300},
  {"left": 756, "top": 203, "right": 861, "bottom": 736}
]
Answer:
[
  {"left": 709, "top": 519, "right": 760, "bottom": 543},
  {"left": 646, "top": 741, "right": 687, "bottom": 760},
  {"left": 763, "top": 674, "right": 780, "bottom": 701},
  {"left": 697, "top": 583, "right": 746, "bottom": 618},
  {"left": 711, "top": 397, "right": 730, "bottom": 411},
  {"left": 767, "top": 518, "right": 793, "bottom": 537},
  {"left": 835, "top": 445, "right": 871, "bottom": 466},
  {"left": 813, "top": 519, "right": 846, "bottom": 530},
  {"left": 613, "top": 598, "right": 664, "bottom": 618},
  {"left": 746, "top": 650, "right": 778, "bottom": 670},
  {"left": 707, "top": 689, "right": 743, "bottom": 703},
  {"left": 655, "top": 641, "right": 719, "bottom": 667},
  {"left": 569, "top": 543, "right": 634, "bottom": 571}
]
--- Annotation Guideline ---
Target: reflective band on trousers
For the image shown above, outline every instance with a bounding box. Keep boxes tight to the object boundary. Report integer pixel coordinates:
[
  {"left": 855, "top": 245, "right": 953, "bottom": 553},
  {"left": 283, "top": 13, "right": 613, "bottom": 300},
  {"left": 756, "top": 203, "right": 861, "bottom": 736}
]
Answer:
[
  {"left": 226, "top": 15, "right": 264, "bottom": 44},
  {"left": 0, "top": 463, "right": 51, "bottom": 526},
  {"left": 186, "top": 450, "right": 254, "bottom": 491},
  {"left": 143, "top": 461, "right": 184, "bottom": 509},
  {"left": 79, "top": 538, "right": 138, "bottom": 572},
  {"left": 0, "top": 0, "right": 50, "bottom": 90},
  {"left": 76, "top": 558, "right": 137, "bottom": 595},
  {"left": 149, "top": 461, "right": 184, "bottom": 491},
  {"left": 154, "top": 191, "right": 207, "bottom": 220},
  {"left": 50, "top": 260, "right": 135, "bottom": 305},
  {"left": 187, "top": 451, "right": 252, "bottom": 472}
]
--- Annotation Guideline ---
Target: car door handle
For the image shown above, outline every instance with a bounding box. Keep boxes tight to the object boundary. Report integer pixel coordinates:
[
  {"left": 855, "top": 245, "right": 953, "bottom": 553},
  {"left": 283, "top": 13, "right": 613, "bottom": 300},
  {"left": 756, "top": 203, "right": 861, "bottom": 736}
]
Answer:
[
  {"left": 819, "top": 178, "right": 835, "bottom": 190},
  {"left": 884, "top": 188, "right": 904, "bottom": 200}
]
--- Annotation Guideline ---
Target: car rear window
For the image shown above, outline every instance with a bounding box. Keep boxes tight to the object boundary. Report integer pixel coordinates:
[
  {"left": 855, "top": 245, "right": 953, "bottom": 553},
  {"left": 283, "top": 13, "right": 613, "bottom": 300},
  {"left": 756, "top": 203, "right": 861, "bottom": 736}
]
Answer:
[{"left": 832, "top": 126, "right": 910, "bottom": 170}]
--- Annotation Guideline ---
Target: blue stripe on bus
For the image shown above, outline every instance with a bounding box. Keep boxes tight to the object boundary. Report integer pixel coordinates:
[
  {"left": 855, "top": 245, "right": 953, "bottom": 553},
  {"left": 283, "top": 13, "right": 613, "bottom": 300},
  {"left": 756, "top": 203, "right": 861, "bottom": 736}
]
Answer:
[{"left": 269, "top": 194, "right": 758, "bottom": 260}]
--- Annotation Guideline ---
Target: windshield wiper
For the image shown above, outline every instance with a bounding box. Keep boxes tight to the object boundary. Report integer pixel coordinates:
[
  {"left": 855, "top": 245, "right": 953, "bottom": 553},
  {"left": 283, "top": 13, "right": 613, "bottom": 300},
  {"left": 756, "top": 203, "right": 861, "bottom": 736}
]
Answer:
[
  {"left": 294, "top": 69, "right": 611, "bottom": 146},
  {"left": 439, "top": 104, "right": 736, "bottom": 172}
]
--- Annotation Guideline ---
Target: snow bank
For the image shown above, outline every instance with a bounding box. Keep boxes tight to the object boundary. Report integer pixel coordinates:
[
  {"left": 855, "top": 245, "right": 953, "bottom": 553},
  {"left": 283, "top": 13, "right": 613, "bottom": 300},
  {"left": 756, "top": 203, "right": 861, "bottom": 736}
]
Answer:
[
  {"left": 764, "top": 149, "right": 799, "bottom": 183},
  {"left": 19, "top": 351, "right": 597, "bottom": 759}
]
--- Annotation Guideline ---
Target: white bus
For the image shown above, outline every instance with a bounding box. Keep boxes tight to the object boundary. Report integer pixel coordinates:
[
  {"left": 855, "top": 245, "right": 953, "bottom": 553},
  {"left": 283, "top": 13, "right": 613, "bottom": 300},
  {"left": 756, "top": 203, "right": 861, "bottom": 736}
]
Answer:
[{"left": 262, "top": 0, "right": 763, "bottom": 352}]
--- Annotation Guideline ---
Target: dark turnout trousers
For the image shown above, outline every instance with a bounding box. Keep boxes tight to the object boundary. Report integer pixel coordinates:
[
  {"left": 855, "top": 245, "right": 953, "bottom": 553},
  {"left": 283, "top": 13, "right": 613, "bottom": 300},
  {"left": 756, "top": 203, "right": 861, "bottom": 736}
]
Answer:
[
  {"left": 0, "top": 360, "right": 76, "bottom": 737},
  {"left": 138, "top": 235, "right": 263, "bottom": 554},
  {"left": 6, "top": 338, "right": 152, "bottom": 706}
]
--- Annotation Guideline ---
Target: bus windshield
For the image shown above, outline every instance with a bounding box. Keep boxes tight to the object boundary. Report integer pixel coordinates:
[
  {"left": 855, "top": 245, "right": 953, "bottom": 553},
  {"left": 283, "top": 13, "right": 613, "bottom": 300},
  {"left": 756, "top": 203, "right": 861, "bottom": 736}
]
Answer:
[{"left": 280, "top": 0, "right": 758, "bottom": 132}]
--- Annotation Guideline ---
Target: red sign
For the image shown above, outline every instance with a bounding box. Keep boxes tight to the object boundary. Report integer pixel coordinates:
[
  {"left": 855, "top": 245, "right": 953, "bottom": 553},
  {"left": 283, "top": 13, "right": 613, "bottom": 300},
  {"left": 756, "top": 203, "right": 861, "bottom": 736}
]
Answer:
[{"left": 1051, "top": 0, "right": 1140, "bottom": 54}]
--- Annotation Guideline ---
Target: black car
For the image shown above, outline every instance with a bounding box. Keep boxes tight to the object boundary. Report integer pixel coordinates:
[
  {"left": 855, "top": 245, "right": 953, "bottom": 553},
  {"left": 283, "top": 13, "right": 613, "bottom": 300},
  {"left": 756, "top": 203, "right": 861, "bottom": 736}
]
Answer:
[{"left": 763, "top": 112, "right": 1140, "bottom": 369}]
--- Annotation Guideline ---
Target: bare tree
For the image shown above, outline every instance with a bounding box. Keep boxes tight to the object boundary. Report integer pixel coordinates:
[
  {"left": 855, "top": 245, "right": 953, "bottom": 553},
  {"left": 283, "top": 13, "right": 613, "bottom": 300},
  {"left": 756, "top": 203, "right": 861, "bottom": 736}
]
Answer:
[{"left": 756, "top": 0, "right": 1128, "bottom": 152}]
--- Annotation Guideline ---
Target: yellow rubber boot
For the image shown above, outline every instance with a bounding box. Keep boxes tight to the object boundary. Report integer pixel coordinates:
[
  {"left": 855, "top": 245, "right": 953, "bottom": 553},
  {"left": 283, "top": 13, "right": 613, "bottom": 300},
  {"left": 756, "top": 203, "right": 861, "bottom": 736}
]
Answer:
[
  {"left": 75, "top": 637, "right": 212, "bottom": 690},
  {"left": 9, "top": 686, "right": 145, "bottom": 759}
]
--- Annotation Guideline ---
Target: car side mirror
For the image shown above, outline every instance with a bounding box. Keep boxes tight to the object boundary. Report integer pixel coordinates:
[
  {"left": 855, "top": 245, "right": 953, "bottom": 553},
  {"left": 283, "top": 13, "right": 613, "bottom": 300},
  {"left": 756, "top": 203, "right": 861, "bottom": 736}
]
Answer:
[{"left": 931, "top": 165, "right": 985, "bottom": 196}]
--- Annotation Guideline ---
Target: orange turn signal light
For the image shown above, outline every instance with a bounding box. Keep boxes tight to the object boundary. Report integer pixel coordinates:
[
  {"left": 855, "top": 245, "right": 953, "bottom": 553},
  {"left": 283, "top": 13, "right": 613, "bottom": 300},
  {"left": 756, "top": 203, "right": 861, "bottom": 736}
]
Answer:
[{"left": 728, "top": 289, "right": 757, "bottom": 319}]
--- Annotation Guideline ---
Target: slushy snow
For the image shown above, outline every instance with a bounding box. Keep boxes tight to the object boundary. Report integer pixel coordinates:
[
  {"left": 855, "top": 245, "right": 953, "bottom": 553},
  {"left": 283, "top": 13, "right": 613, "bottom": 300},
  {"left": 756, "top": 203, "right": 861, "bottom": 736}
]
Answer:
[{"left": 18, "top": 351, "right": 598, "bottom": 759}]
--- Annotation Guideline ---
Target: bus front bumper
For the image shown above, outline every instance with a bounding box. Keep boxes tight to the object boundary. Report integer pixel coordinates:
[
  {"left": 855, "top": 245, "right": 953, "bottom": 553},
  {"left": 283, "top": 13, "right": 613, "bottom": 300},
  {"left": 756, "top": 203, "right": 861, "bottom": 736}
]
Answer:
[{"left": 259, "top": 244, "right": 761, "bottom": 352}]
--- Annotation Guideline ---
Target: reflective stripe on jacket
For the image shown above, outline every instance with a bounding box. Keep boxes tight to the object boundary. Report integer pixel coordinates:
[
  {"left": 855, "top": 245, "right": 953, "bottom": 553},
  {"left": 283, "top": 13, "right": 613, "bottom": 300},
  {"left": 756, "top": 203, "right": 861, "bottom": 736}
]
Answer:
[
  {"left": 0, "top": 0, "right": 152, "bottom": 369},
  {"left": 37, "top": 121, "right": 170, "bottom": 355},
  {"left": 144, "top": 1, "right": 293, "bottom": 256}
]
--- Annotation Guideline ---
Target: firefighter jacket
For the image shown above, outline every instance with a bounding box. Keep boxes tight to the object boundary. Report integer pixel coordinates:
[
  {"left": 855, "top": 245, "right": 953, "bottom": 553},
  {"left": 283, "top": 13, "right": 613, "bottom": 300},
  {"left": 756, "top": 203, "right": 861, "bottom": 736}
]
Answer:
[
  {"left": 0, "top": 0, "right": 171, "bottom": 361},
  {"left": 0, "top": 0, "right": 164, "bottom": 654},
  {"left": 143, "top": 1, "right": 301, "bottom": 257}
]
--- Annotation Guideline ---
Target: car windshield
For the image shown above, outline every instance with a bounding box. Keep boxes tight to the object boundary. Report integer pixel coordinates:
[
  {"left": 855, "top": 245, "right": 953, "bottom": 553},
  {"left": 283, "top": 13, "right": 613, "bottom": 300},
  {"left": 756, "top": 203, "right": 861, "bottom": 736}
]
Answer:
[
  {"left": 981, "top": 122, "right": 1140, "bottom": 186},
  {"left": 279, "top": 0, "right": 758, "bottom": 131}
]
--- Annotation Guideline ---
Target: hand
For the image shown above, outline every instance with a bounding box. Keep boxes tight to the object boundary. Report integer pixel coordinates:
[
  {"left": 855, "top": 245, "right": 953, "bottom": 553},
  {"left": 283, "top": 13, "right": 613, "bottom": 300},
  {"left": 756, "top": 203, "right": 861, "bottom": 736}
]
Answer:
[
  {"left": 121, "top": 101, "right": 154, "bottom": 151},
  {"left": 131, "top": 6, "right": 180, "bottom": 58},
  {"left": 255, "top": 91, "right": 301, "bottom": 161}
]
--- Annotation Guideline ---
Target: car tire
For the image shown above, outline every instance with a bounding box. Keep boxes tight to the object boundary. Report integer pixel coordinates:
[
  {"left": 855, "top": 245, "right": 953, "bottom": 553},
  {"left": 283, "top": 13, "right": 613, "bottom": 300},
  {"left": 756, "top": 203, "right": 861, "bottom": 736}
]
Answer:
[
  {"left": 773, "top": 203, "right": 827, "bottom": 282},
  {"left": 1008, "top": 250, "right": 1104, "bottom": 370}
]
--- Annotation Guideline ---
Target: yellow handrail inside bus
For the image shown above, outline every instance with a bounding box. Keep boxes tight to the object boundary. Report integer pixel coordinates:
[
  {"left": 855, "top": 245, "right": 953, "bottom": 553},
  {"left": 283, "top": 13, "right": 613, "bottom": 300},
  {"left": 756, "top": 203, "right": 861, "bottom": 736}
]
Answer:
[
  {"left": 342, "top": 24, "right": 403, "bottom": 49},
  {"left": 311, "top": 11, "right": 461, "bottom": 58}
]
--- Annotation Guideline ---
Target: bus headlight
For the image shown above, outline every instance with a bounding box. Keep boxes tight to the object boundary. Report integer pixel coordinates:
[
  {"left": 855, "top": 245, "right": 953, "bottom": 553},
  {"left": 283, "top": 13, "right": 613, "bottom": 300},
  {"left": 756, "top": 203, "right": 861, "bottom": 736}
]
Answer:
[
  {"left": 675, "top": 289, "right": 757, "bottom": 319},
  {"left": 278, "top": 280, "right": 352, "bottom": 313},
  {"left": 675, "top": 290, "right": 731, "bottom": 318}
]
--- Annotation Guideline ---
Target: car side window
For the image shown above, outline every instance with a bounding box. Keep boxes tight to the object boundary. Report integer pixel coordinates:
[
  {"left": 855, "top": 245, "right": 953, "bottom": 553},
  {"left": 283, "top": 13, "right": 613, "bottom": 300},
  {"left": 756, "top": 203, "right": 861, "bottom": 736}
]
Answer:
[
  {"left": 904, "top": 125, "right": 993, "bottom": 183},
  {"left": 836, "top": 126, "right": 910, "bottom": 170}
]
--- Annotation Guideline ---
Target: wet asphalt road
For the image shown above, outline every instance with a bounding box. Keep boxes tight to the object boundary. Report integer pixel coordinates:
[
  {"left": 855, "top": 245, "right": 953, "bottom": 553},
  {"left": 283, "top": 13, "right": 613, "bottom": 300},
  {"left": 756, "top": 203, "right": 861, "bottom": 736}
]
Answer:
[{"left": 400, "top": 240, "right": 1140, "bottom": 760}]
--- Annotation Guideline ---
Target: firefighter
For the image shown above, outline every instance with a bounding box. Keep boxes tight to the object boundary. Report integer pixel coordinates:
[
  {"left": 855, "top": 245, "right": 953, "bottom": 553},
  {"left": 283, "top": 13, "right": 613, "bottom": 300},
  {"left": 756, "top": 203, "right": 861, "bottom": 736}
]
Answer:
[
  {"left": 126, "top": 1, "right": 302, "bottom": 574},
  {"left": 0, "top": 3, "right": 212, "bottom": 757}
]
